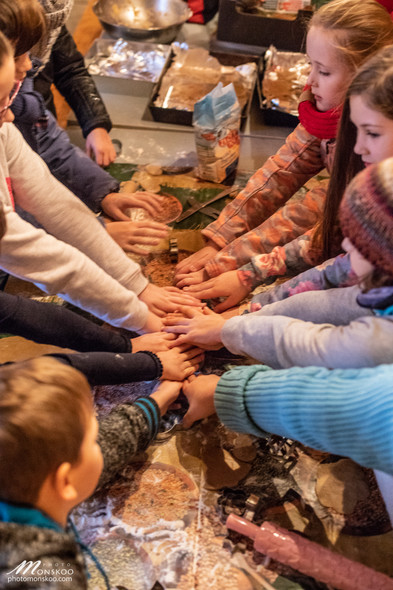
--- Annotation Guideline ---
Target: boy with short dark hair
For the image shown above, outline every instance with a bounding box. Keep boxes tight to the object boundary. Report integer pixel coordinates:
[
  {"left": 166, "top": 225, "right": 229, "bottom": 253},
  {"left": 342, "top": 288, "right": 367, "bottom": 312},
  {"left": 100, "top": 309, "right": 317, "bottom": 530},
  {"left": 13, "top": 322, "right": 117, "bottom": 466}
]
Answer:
[{"left": 0, "top": 357, "right": 181, "bottom": 589}]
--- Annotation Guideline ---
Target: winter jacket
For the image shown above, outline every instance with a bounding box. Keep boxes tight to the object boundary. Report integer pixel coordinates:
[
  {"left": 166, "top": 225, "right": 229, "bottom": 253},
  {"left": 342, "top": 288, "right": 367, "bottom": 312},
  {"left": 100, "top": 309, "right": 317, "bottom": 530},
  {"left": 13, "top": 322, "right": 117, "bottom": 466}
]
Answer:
[
  {"left": 0, "top": 122, "right": 149, "bottom": 331},
  {"left": 0, "top": 395, "right": 162, "bottom": 589},
  {"left": 238, "top": 224, "right": 333, "bottom": 290},
  {"left": 215, "top": 363, "right": 393, "bottom": 475},
  {"left": 12, "top": 71, "right": 119, "bottom": 214},
  {"left": 202, "top": 124, "right": 335, "bottom": 276},
  {"left": 221, "top": 284, "right": 393, "bottom": 369},
  {"left": 34, "top": 25, "right": 112, "bottom": 139}
]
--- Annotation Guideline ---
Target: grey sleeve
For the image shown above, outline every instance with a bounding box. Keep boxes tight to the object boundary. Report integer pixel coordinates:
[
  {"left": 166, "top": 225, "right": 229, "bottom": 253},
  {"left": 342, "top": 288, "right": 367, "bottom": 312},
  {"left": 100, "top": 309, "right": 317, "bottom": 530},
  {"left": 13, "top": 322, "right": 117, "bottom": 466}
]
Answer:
[
  {"left": 221, "top": 312, "right": 393, "bottom": 369},
  {"left": 251, "top": 285, "right": 371, "bottom": 325}
]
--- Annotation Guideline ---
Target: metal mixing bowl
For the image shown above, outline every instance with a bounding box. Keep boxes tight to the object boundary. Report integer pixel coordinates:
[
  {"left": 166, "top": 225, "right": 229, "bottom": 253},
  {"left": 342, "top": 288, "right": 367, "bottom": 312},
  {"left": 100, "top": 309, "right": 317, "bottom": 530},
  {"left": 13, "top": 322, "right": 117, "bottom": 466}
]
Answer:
[{"left": 93, "top": 0, "right": 193, "bottom": 43}]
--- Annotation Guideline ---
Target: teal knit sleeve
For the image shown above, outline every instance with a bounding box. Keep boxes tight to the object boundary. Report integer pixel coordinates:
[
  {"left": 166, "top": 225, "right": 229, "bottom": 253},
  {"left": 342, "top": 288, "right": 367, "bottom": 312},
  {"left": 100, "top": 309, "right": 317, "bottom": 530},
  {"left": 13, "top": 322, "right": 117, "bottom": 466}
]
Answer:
[{"left": 215, "top": 364, "right": 393, "bottom": 474}]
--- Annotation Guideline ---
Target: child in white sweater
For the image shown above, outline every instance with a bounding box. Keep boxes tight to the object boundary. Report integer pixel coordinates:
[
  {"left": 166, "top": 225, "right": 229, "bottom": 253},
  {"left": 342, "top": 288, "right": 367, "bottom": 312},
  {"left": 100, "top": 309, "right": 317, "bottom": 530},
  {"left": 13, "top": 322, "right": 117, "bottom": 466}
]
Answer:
[{"left": 0, "top": 32, "right": 199, "bottom": 334}]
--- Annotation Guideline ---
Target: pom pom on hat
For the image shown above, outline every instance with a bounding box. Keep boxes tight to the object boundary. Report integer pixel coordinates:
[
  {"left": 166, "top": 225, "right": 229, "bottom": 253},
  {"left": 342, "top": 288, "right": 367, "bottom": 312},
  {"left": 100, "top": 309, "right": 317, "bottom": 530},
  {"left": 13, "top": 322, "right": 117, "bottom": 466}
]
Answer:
[{"left": 339, "top": 157, "right": 393, "bottom": 276}]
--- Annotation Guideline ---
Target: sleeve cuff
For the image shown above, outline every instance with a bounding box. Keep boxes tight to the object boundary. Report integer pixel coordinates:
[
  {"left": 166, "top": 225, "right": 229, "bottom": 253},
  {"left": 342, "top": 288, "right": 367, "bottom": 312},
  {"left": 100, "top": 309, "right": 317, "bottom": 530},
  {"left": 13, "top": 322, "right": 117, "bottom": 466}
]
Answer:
[
  {"left": 215, "top": 366, "right": 271, "bottom": 437},
  {"left": 133, "top": 396, "right": 161, "bottom": 439}
]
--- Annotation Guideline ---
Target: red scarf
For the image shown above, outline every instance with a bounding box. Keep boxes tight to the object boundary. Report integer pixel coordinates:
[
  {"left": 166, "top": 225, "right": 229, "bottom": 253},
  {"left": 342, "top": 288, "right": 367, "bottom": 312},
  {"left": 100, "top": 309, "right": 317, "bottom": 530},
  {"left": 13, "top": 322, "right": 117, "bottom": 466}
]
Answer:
[{"left": 298, "top": 86, "right": 342, "bottom": 140}]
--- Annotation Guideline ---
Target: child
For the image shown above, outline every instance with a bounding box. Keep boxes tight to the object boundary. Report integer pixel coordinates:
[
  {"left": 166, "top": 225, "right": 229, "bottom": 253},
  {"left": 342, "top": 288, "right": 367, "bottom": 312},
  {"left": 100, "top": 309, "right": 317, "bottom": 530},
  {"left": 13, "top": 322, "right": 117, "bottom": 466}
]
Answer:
[
  {"left": 164, "top": 157, "right": 393, "bottom": 370},
  {"left": 3, "top": 0, "right": 169, "bottom": 254},
  {"left": 182, "top": 44, "right": 393, "bottom": 311},
  {"left": 33, "top": 0, "right": 116, "bottom": 167},
  {"left": 0, "top": 357, "right": 182, "bottom": 588},
  {"left": 0, "top": 30, "right": 200, "bottom": 335},
  {"left": 175, "top": 0, "right": 393, "bottom": 290}
]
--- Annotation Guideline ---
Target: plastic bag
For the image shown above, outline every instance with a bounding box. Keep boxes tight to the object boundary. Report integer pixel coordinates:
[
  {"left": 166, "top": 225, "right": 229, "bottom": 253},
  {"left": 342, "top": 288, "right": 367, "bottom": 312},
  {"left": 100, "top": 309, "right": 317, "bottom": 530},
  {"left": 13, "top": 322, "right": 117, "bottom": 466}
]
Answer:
[{"left": 193, "top": 82, "right": 241, "bottom": 183}]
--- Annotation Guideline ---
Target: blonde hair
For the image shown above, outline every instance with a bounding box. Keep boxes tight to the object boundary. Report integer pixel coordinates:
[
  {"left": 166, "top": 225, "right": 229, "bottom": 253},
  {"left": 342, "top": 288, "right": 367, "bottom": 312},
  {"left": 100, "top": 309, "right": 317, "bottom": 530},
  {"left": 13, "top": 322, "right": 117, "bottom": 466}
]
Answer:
[
  {"left": 0, "top": 358, "right": 93, "bottom": 504},
  {"left": 310, "top": 0, "right": 393, "bottom": 73}
]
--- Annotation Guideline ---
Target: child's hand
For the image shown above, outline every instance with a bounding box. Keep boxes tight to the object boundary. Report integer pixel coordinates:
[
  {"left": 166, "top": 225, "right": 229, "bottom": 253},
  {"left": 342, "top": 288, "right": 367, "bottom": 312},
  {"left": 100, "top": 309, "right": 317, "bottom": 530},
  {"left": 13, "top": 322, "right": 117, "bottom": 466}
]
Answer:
[
  {"left": 175, "top": 242, "right": 220, "bottom": 276},
  {"left": 150, "top": 380, "right": 183, "bottom": 416},
  {"left": 175, "top": 268, "right": 208, "bottom": 288},
  {"left": 157, "top": 344, "right": 205, "bottom": 380},
  {"left": 139, "top": 284, "right": 205, "bottom": 317},
  {"left": 182, "top": 374, "right": 220, "bottom": 427},
  {"left": 101, "top": 192, "right": 164, "bottom": 221},
  {"left": 131, "top": 331, "right": 177, "bottom": 353},
  {"left": 105, "top": 220, "right": 169, "bottom": 253},
  {"left": 85, "top": 128, "right": 116, "bottom": 167},
  {"left": 178, "top": 270, "right": 251, "bottom": 312},
  {"left": 139, "top": 312, "right": 163, "bottom": 334},
  {"left": 163, "top": 306, "right": 225, "bottom": 349}
]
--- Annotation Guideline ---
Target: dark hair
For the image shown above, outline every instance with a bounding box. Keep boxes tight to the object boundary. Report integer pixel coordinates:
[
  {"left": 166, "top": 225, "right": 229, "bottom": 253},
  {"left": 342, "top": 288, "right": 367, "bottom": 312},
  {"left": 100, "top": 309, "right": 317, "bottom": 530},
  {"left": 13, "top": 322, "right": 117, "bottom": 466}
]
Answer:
[
  {"left": 313, "top": 44, "right": 393, "bottom": 259},
  {"left": 0, "top": 30, "right": 12, "bottom": 68},
  {"left": 0, "top": 0, "right": 46, "bottom": 57},
  {"left": 313, "top": 99, "right": 363, "bottom": 258},
  {"left": 362, "top": 268, "right": 393, "bottom": 292},
  {"left": 0, "top": 358, "right": 93, "bottom": 504}
]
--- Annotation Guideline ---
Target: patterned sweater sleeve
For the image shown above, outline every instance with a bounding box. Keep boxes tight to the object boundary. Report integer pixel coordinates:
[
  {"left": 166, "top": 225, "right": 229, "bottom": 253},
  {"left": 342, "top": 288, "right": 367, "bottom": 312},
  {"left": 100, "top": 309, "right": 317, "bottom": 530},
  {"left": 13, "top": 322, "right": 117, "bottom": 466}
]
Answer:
[
  {"left": 97, "top": 397, "right": 161, "bottom": 490},
  {"left": 249, "top": 253, "right": 356, "bottom": 308},
  {"left": 201, "top": 124, "right": 323, "bottom": 252},
  {"left": 238, "top": 228, "right": 317, "bottom": 290},
  {"left": 214, "top": 364, "right": 393, "bottom": 475},
  {"left": 205, "top": 177, "right": 328, "bottom": 277}
]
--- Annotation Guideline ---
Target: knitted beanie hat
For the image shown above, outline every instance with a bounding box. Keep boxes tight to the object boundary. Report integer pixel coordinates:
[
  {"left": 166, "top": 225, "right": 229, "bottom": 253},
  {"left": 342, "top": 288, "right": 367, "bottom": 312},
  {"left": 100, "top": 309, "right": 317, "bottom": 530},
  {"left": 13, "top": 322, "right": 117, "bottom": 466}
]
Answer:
[
  {"left": 339, "top": 157, "right": 393, "bottom": 276},
  {"left": 31, "top": 0, "right": 73, "bottom": 66}
]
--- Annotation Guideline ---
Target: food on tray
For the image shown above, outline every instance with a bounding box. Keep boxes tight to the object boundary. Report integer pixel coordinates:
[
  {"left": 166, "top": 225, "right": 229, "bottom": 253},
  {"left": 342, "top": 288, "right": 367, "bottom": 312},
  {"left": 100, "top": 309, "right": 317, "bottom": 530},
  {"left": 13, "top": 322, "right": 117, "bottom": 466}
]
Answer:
[
  {"left": 154, "top": 46, "right": 257, "bottom": 113},
  {"left": 153, "top": 194, "right": 183, "bottom": 223},
  {"left": 262, "top": 45, "right": 310, "bottom": 115}
]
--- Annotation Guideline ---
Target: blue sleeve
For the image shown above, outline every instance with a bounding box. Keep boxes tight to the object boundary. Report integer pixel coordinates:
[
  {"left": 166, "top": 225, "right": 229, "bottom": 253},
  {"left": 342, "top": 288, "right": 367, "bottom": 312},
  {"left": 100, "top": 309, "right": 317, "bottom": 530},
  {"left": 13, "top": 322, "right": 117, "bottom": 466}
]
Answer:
[
  {"left": 33, "top": 112, "right": 119, "bottom": 213},
  {"left": 11, "top": 76, "right": 46, "bottom": 125},
  {"left": 215, "top": 364, "right": 393, "bottom": 475}
]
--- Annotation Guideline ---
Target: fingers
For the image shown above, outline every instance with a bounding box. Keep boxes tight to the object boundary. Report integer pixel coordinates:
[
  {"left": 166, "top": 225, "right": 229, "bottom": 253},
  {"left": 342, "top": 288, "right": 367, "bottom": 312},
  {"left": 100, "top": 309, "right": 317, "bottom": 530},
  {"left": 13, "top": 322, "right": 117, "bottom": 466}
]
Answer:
[
  {"left": 185, "top": 374, "right": 197, "bottom": 384},
  {"left": 161, "top": 332, "right": 177, "bottom": 341},
  {"left": 162, "top": 323, "right": 190, "bottom": 334},
  {"left": 177, "top": 345, "right": 205, "bottom": 359},
  {"left": 137, "top": 194, "right": 165, "bottom": 218},
  {"left": 176, "top": 272, "right": 205, "bottom": 289},
  {"left": 202, "top": 306, "right": 217, "bottom": 315},
  {"left": 163, "top": 325, "right": 191, "bottom": 340},
  {"left": 163, "top": 307, "right": 199, "bottom": 321},
  {"left": 176, "top": 253, "right": 206, "bottom": 274},
  {"left": 188, "top": 352, "right": 205, "bottom": 367},
  {"left": 164, "top": 295, "right": 205, "bottom": 309},
  {"left": 184, "top": 285, "right": 217, "bottom": 299}
]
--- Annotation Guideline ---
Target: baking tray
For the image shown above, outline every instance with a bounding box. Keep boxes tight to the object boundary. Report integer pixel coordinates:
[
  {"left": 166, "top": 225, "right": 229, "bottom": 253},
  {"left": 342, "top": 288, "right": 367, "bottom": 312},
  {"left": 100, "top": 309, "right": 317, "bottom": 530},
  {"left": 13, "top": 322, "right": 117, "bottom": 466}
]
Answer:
[
  {"left": 148, "top": 50, "right": 260, "bottom": 129},
  {"left": 85, "top": 38, "right": 172, "bottom": 97},
  {"left": 216, "top": 0, "right": 311, "bottom": 52},
  {"left": 256, "top": 48, "right": 302, "bottom": 128}
]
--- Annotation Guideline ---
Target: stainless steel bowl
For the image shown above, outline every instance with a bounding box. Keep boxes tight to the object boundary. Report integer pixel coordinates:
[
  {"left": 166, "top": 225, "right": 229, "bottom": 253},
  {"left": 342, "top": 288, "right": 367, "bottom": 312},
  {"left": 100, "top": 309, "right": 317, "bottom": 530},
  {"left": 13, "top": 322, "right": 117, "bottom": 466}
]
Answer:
[{"left": 93, "top": 0, "right": 193, "bottom": 44}]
